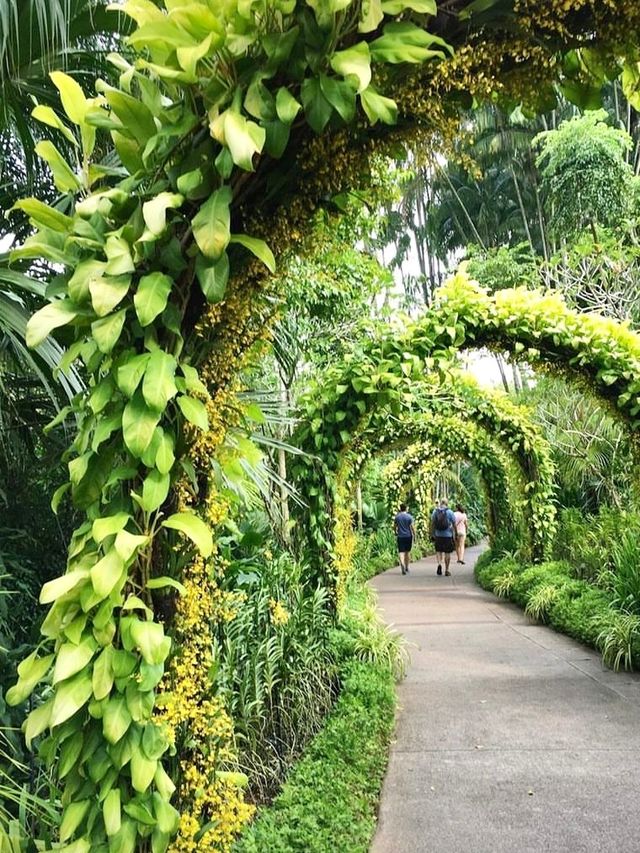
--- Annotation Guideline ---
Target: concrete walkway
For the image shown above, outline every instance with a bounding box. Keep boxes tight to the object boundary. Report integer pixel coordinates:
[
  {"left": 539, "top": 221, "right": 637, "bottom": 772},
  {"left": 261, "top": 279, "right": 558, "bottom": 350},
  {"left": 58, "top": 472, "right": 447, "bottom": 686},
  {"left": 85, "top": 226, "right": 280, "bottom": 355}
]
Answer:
[{"left": 370, "top": 544, "right": 640, "bottom": 853}]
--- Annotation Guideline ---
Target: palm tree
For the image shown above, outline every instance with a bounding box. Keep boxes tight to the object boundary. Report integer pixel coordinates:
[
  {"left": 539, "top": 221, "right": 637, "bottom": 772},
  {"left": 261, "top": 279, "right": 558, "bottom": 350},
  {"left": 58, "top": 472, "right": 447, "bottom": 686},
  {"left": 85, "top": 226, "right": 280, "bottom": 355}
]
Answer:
[{"left": 0, "top": 0, "right": 125, "bottom": 240}]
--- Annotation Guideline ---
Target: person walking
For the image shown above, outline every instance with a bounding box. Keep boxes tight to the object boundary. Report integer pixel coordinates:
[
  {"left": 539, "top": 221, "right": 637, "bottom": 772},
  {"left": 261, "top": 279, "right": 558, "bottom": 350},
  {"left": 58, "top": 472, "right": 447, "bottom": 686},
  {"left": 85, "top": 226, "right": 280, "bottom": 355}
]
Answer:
[
  {"left": 430, "top": 498, "right": 456, "bottom": 576},
  {"left": 454, "top": 503, "right": 468, "bottom": 564},
  {"left": 393, "top": 503, "right": 416, "bottom": 575}
]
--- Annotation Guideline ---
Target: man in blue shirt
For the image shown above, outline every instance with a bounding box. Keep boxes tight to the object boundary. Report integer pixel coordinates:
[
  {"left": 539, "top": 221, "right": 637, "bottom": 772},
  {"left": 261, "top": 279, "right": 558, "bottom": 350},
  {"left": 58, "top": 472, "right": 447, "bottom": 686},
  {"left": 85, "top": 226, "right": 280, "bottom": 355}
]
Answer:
[
  {"left": 430, "top": 498, "right": 456, "bottom": 576},
  {"left": 393, "top": 503, "right": 416, "bottom": 575}
]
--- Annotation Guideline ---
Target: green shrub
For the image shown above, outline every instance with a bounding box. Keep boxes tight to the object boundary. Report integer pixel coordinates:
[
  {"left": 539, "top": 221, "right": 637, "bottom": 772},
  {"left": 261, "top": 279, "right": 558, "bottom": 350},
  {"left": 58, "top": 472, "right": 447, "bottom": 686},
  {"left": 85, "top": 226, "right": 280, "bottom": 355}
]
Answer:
[
  {"left": 547, "top": 585, "right": 611, "bottom": 646},
  {"left": 510, "top": 561, "right": 572, "bottom": 608},
  {"left": 525, "top": 584, "right": 562, "bottom": 622},
  {"left": 234, "top": 660, "right": 395, "bottom": 853},
  {"left": 475, "top": 554, "right": 521, "bottom": 591},
  {"left": 340, "top": 586, "right": 408, "bottom": 681},
  {"left": 611, "top": 529, "right": 640, "bottom": 615}
]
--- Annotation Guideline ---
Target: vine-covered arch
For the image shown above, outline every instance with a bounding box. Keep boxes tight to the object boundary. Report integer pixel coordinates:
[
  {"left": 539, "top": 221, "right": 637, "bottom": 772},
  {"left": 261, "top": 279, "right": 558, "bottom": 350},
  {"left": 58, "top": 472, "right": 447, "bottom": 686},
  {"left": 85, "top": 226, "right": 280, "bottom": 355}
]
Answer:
[
  {"left": 294, "top": 370, "right": 555, "bottom": 602},
  {"left": 373, "top": 425, "right": 513, "bottom": 535},
  {"left": 384, "top": 454, "right": 446, "bottom": 521},
  {"left": 383, "top": 442, "right": 505, "bottom": 537}
]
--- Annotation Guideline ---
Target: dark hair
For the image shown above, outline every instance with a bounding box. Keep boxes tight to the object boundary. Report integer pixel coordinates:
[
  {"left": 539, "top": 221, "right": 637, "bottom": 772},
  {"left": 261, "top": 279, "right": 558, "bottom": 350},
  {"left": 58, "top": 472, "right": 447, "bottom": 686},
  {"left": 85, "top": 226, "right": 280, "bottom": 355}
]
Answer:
[
  {"left": 399, "top": 503, "right": 407, "bottom": 511},
  {"left": 456, "top": 503, "right": 464, "bottom": 513}
]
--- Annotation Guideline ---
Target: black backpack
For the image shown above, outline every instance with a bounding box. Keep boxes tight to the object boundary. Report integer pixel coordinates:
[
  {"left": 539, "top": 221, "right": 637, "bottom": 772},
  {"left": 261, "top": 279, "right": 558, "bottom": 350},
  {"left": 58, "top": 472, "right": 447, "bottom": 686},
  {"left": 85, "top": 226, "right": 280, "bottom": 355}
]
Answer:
[{"left": 434, "top": 508, "right": 449, "bottom": 531}]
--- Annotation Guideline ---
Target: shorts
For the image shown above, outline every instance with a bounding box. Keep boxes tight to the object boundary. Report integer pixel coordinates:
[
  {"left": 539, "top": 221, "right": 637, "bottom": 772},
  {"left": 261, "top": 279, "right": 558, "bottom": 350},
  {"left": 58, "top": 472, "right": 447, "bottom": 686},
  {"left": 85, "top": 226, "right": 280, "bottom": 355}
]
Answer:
[
  {"left": 434, "top": 536, "right": 455, "bottom": 553},
  {"left": 397, "top": 536, "right": 413, "bottom": 553}
]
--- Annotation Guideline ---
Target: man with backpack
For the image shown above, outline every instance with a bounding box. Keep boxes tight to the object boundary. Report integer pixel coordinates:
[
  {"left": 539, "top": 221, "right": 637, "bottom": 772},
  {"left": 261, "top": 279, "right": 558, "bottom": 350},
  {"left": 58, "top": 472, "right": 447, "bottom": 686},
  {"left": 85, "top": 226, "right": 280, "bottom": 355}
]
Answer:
[{"left": 430, "top": 498, "right": 456, "bottom": 576}]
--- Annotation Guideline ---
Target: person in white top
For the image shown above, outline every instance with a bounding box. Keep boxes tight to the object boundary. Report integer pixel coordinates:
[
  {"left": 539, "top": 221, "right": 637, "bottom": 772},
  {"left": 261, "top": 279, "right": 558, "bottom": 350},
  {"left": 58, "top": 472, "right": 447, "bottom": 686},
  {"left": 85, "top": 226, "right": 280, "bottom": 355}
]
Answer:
[{"left": 453, "top": 504, "right": 468, "bottom": 565}]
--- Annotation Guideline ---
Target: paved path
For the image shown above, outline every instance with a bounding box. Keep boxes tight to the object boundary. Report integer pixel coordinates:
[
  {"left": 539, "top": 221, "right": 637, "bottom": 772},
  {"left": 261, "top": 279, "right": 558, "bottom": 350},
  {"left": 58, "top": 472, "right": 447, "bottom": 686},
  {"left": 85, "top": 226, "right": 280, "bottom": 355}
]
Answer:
[{"left": 370, "top": 544, "right": 640, "bottom": 853}]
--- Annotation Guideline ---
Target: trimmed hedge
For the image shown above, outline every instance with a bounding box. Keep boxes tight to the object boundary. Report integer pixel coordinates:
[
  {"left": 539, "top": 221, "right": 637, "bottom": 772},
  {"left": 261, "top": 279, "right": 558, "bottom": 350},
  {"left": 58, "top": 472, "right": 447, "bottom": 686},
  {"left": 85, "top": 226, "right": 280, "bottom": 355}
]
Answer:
[
  {"left": 234, "top": 659, "right": 396, "bottom": 853},
  {"left": 475, "top": 552, "right": 640, "bottom": 668}
]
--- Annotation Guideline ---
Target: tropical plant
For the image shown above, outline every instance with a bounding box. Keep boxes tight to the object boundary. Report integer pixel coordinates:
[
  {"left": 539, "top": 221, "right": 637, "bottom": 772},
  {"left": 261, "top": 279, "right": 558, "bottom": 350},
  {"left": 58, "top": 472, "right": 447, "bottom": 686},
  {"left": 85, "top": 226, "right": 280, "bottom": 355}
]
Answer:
[
  {"left": 597, "top": 612, "right": 640, "bottom": 672},
  {"left": 533, "top": 110, "right": 636, "bottom": 242},
  {"left": 215, "top": 554, "right": 337, "bottom": 803}
]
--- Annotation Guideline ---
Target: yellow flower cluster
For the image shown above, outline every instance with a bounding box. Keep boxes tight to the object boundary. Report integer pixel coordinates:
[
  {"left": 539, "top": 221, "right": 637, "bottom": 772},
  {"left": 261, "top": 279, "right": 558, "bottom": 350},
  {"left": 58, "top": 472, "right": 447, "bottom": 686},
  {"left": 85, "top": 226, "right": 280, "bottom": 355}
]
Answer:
[
  {"left": 173, "top": 779, "right": 254, "bottom": 853},
  {"left": 332, "top": 466, "right": 359, "bottom": 609},
  {"left": 159, "top": 548, "right": 254, "bottom": 850},
  {"left": 269, "top": 598, "right": 290, "bottom": 626}
]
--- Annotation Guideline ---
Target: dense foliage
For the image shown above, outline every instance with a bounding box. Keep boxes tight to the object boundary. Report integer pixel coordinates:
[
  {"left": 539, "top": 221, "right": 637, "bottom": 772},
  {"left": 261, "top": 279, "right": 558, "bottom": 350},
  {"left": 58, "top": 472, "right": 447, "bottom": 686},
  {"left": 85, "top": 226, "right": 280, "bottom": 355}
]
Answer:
[{"left": 3, "top": 1, "right": 640, "bottom": 851}]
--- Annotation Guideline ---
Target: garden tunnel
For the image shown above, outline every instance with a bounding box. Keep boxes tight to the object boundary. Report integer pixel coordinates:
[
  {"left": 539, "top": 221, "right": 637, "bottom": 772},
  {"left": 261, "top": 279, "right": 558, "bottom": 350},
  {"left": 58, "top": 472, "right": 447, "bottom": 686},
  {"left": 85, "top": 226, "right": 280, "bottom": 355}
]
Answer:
[
  {"left": 328, "top": 411, "right": 541, "bottom": 602},
  {"left": 360, "top": 421, "right": 518, "bottom": 535},
  {"left": 382, "top": 439, "right": 516, "bottom": 540},
  {"left": 292, "top": 272, "right": 640, "bottom": 599}
]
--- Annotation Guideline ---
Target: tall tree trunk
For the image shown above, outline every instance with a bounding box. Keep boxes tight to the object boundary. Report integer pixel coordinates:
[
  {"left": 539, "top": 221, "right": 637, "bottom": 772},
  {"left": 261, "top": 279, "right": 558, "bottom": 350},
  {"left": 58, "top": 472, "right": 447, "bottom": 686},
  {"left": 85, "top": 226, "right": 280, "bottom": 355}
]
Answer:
[
  {"left": 510, "top": 164, "right": 535, "bottom": 252},
  {"left": 511, "top": 361, "right": 522, "bottom": 393},
  {"left": 495, "top": 354, "right": 510, "bottom": 392},
  {"left": 278, "top": 376, "right": 291, "bottom": 545},
  {"left": 438, "top": 164, "right": 486, "bottom": 249}
]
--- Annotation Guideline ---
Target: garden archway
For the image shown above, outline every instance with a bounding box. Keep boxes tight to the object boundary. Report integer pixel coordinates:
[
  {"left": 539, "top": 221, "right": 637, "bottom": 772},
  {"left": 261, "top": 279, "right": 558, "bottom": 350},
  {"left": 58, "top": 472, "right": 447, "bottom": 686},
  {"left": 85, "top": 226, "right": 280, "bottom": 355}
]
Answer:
[{"left": 293, "top": 274, "right": 640, "bottom": 595}]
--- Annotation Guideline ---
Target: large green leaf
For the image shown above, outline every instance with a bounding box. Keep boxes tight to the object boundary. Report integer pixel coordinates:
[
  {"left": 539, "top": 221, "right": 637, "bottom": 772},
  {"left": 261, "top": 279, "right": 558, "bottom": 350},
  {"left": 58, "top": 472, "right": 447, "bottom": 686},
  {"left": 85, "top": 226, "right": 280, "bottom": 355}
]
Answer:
[
  {"left": 381, "top": 0, "right": 436, "bottom": 12},
  {"left": 360, "top": 86, "right": 398, "bottom": 125},
  {"left": 105, "top": 236, "right": 135, "bottom": 276},
  {"left": 155, "top": 430, "right": 175, "bottom": 474},
  {"left": 177, "top": 394, "right": 209, "bottom": 430},
  {"left": 51, "top": 670, "right": 93, "bottom": 727},
  {"left": 130, "top": 748, "right": 157, "bottom": 793},
  {"left": 195, "top": 252, "right": 229, "bottom": 303},
  {"left": 32, "top": 104, "right": 77, "bottom": 145},
  {"left": 192, "top": 186, "right": 232, "bottom": 260},
  {"left": 90, "top": 275, "right": 130, "bottom": 317},
  {"left": 161, "top": 511, "right": 213, "bottom": 557},
  {"left": 35, "top": 140, "right": 81, "bottom": 192},
  {"left": 53, "top": 640, "right": 95, "bottom": 685},
  {"left": 142, "top": 350, "right": 177, "bottom": 411},
  {"left": 25, "top": 700, "right": 54, "bottom": 747},
  {"left": 134, "top": 272, "right": 172, "bottom": 327},
  {"left": 369, "top": 22, "right": 450, "bottom": 64},
  {"left": 301, "top": 78, "right": 332, "bottom": 133},
  {"left": 68, "top": 259, "right": 107, "bottom": 303},
  {"left": 11, "top": 198, "right": 73, "bottom": 232},
  {"left": 26, "top": 300, "right": 78, "bottom": 348},
  {"left": 116, "top": 352, "right": 150, "bottom": 397},
  {"left": 90, "top": 548, "right": 125, "bottom": 599},
  {"left": 229, "top": 234, "right": 276, "bottom": 273},
  {"left": 50, "top": 70, "right": 88, "bottom": 124},
  {"left": 142, "top": 192, "right": 183, "bottom": 236},
  {"left": 103, "top": 696, "right": 132, "bottom": 744},
  {"left": 275, "top": 87, "right": 302, "bottom": 124},
  {"left": 103, "top": 789, "right": 122, "bottom": 837},
  {"left": 141, "top": 468, "right": 170, "bottom": 512},
  {"left": 220, "top": 111, "right": 266, "bottom": 171},
  {"left": 40, "top": 569, "right": 90, "bottom": 605},
  {"left": 122, "top": 392, "right": 161, "bottom": 457},
  {"left": 330, "top": 43, "right": 372, "bottom": 93},
  {"left": 91, "top": 308, "right": 127, "bottom": 353},
  {"left": 92, "top": 646, "right": 115, "bottom": 701},
  {"left": 5, "top": 652, "right": 54, "bottom": 705},
  {"left": 92, "top": 513, "right": 131, "bottom": 543},
  {"left": 60, "top": 800, "right": 91, "bottom": 842},
  {"left": 129, "top": 620, "right": 171, "bottom": 666},
  {"left": 105, "top": 89, "right": 157, "bottom": 145}
]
